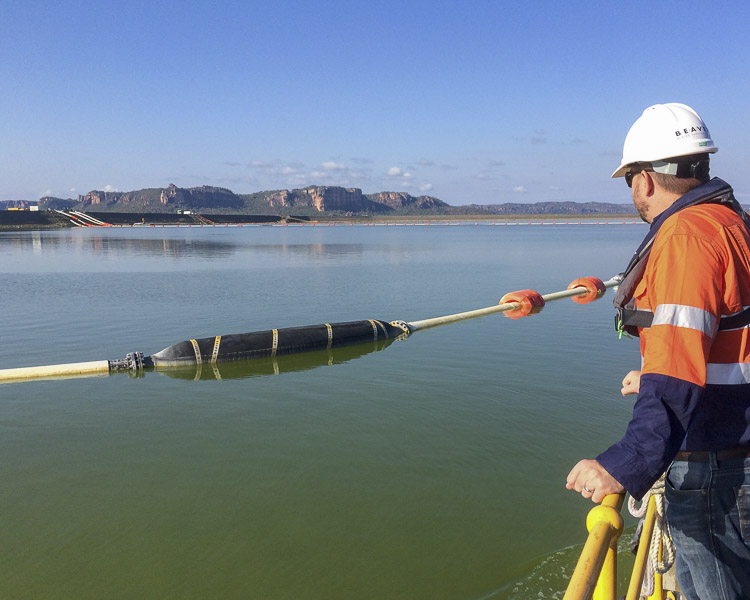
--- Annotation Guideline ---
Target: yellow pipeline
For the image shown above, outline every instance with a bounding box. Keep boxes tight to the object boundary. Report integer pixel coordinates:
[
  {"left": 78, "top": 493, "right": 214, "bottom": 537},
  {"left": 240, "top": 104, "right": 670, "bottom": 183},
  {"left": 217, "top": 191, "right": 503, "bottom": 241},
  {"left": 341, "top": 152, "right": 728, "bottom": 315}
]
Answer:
[
  {"left": 564, "top": 493, "right": 625, "bottom": 600},
  {"left": 0, "top": 360, "right": 111, "bottom": 383}
]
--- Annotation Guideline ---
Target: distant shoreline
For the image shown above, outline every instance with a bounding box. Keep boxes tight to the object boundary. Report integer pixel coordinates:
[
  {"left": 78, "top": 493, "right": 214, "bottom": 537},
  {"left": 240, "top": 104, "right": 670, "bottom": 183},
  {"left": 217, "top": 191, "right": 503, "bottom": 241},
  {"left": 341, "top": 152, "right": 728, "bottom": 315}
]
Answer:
[
  {"left": 315, "top": 213, "right": 640, "bottom": 223},
  {"left": 0, "top": 210, "right": 642, "bottom": 231}
]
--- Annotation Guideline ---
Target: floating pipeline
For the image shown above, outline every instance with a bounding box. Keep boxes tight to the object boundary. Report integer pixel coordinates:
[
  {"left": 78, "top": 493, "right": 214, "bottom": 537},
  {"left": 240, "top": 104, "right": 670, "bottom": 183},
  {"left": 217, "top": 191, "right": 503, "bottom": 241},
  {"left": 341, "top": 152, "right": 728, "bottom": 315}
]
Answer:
[
  {"left": 0, "top": 276, "right": 621, "bottom": 384},
  {"left": 0, "top": 319, "right": 409, "bottom": 384},
  {"left": 155, "top": 337, "right": 397, "bottom": 382},
  {"left": 145, "top": 319, "right": 407, "bottom": 367}
]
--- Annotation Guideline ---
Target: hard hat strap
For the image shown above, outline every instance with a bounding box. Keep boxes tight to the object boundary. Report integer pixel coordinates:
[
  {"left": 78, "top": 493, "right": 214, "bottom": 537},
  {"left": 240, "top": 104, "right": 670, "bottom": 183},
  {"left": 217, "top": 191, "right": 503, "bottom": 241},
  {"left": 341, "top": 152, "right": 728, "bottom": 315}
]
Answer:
[{"left": 650, "top": 153, "right": 711, "bottom": 181}]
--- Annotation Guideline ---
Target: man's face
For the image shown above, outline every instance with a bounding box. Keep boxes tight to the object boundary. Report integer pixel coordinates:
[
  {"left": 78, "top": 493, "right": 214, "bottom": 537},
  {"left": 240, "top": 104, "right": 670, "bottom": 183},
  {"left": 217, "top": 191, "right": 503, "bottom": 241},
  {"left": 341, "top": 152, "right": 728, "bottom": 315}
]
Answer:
[{"left": 628, "top": 168, "right": 651, "bottom": 223}]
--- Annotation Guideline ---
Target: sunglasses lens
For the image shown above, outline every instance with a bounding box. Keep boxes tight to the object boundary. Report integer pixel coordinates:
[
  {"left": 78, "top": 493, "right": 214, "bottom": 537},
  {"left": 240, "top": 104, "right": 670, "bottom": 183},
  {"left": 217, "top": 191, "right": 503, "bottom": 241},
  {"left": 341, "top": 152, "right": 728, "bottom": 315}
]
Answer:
[{"left": 625, "top": 172, "right": 633, "bottom": 188}]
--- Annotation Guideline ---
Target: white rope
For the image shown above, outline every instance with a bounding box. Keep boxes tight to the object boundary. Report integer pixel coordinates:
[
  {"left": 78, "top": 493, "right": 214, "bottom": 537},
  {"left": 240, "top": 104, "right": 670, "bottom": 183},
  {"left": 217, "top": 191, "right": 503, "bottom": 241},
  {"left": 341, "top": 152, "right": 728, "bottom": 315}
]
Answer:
[{"left": 628, "top": 473, "right": 676, "bottom": 598}]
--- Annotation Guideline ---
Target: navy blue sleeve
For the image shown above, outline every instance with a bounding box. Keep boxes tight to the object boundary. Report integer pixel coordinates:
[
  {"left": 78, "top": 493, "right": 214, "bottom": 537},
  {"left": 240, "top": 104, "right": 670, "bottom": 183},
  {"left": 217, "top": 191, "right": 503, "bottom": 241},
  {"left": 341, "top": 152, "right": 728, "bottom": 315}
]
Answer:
[{"left": 596, "top": 373, "right": 704, "bottom": 500}]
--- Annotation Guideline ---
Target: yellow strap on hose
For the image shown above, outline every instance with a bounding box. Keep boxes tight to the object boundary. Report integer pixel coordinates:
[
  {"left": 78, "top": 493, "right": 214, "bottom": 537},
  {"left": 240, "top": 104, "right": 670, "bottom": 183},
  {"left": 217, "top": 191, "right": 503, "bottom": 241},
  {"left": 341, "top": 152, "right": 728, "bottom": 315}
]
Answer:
[
  {"left": 325, "top": 323, "right": 333, "bottom": 350},
  {"left": 190, "top": 339, "right": 202, "bottom": 364},
  {"left": 211, "top": 336, "right": 221, "bottom": 364},
  {"left": 375, "top": 319, "right": 387, "bottom": 337}
]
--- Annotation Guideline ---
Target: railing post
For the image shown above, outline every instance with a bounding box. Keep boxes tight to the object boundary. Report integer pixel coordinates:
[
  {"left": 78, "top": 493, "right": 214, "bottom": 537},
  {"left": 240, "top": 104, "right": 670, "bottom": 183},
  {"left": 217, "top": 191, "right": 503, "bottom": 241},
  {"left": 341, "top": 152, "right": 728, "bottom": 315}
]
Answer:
[
  {"left": 647, "top": 535, "right": 666, "bottom": 600},
  {"left": 564, "top": 494, "right": 625, "bottom": 600},
  {"left": 626, "top": 494, "right": 658, "bottom": 600},
  {"left": 592, "top": 494, "right": 625, "bottom": 600}
]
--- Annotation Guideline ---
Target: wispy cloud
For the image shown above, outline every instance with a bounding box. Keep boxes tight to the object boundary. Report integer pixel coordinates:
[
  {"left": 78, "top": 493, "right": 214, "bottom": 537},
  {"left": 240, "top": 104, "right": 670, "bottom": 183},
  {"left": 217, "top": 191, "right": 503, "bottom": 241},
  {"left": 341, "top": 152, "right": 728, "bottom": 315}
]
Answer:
[
  {"left": 221, "top": 157, "right": 395, "bottom": 191},
  {"left": 513, "top": 185, "right": 527, "bottom": 193},
  {"left": 320, "top": 161, "right": 346, "bottom": 171},
  {"left": 249, "top": 160, "right": 275, "bottom": 169}
]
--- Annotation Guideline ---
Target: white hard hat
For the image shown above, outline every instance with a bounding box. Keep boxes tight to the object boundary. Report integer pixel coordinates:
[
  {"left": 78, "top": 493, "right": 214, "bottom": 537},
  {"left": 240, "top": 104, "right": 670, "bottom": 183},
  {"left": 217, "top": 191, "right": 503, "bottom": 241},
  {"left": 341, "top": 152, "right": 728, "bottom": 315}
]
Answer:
[{"left": 611, "top": 103, "right": 718, "bottom": 178}]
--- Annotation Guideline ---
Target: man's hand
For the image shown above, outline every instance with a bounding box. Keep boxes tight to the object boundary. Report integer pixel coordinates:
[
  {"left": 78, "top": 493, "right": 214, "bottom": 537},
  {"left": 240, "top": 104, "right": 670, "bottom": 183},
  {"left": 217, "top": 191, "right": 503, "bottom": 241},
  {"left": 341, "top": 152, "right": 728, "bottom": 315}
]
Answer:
[
  {"left": 566, "top": 459, "right": 625, "bottom": 503},
  {"left": 621, "top": 370, "right": 641, "bottom": 396}
]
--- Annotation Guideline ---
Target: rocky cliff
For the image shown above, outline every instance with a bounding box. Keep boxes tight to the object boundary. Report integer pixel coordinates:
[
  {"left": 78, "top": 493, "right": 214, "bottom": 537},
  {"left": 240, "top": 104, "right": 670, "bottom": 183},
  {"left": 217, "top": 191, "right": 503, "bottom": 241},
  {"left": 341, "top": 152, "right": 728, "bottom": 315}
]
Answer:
[
  {"left": 264, "top": 187, "right": 393, "bottom": 212},
  {"left": 32, "top": 184, "right": 634, "bottom": 216},
  {"left": 366, "top": 191, "right": 447, "bottom": 211},
  {"left": 75, "top": 184, "right": 243, "bottom": 211},
  {"left": 248, "top": 186, "right": 448, "bottom": 214}
]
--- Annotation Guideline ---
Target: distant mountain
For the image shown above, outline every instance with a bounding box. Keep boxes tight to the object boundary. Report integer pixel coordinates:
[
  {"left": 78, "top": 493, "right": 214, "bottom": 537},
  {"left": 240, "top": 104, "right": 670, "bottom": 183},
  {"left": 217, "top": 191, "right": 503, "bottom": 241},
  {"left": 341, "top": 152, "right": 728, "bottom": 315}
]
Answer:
[
  {"left": 37, "top": 184, "right": 453, "bottom": 216},
  {"left": 37, "top": 197, "right": 77, "bottom": 210},
  {"left": 0, "top": 199, "right": 39, "bottom": 210},
  {"left": 260, "top": 187, "right": 450, "bottom": 214},
  {"left": 32, "top": 183, "right": 637, "bottom": 216}
]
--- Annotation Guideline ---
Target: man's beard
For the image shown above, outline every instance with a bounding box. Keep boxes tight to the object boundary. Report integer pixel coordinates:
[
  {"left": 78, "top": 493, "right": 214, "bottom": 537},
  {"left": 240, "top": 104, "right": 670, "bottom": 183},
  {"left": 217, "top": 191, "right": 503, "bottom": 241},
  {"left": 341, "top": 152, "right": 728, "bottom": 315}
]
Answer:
[{"left": 633, "top": 196, "right": 650, "bottom": 223}]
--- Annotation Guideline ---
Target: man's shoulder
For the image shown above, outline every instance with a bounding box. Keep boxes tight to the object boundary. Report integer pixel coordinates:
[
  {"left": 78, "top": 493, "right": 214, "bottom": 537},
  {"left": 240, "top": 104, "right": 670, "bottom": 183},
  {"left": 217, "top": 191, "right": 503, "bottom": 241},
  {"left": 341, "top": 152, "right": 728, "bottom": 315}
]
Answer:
[{"left": 662, "top": 203, "right": 744, "bottom": 237}]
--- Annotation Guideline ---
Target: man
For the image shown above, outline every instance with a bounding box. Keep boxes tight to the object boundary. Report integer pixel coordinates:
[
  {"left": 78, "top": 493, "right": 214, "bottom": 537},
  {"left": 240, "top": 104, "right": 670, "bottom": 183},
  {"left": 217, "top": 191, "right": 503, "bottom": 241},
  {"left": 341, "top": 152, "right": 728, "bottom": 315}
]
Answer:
[{"left": 566, "top": 103, "right": 750, "bottom": 599}]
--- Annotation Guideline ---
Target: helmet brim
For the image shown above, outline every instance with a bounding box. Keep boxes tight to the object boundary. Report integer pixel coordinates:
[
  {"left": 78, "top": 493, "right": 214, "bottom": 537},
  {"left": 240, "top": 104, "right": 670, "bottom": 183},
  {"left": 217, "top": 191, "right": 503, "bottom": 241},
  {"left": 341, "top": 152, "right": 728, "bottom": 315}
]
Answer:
[{"left": 611, "top": 164, "right": 629, "bottom": 179}]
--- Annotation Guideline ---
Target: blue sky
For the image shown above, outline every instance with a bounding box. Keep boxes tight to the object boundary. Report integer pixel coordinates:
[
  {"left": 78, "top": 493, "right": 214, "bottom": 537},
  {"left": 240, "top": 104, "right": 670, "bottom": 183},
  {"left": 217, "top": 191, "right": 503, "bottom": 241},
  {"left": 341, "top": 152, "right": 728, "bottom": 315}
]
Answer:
[{"left": 2, "top": 1, "right": 749, "bottom": 206}]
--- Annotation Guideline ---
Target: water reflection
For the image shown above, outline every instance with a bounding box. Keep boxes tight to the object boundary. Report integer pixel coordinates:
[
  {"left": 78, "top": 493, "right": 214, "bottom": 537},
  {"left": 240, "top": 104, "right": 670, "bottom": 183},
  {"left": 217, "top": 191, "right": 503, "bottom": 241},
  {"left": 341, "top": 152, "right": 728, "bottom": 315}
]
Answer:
[
  {"left": 0, "top": 232, "right": 237, "bottom": 259},
  {"left": 0, "top": 232, "right": 394, "bottom": 261},
  {"left": 153, "top": 337, "right": 397, "bottom": 381},
  {"left": 0, "top": 230, "right": 425, "bottom": 274},
  {"left": 247, "top": 243, "right": 369, "bottom": 259}
]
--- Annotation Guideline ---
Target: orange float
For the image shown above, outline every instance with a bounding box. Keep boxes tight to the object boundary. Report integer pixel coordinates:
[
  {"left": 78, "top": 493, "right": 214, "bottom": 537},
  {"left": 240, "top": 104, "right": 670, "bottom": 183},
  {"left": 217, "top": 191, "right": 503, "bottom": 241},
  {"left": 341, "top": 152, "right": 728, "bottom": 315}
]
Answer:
[
  {"left": 499, "top": 289, "right": 545, "bottom": 319},
  {"left": 567, "top": 276, "right": 607, "bottom": 304}
]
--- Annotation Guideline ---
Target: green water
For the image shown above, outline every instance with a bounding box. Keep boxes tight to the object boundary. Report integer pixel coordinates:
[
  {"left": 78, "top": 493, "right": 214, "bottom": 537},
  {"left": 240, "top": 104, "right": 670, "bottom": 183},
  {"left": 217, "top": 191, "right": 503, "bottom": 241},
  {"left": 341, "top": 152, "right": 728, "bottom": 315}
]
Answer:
[{"left": 0, "top": 224, "right": 645, "bottom": 599}]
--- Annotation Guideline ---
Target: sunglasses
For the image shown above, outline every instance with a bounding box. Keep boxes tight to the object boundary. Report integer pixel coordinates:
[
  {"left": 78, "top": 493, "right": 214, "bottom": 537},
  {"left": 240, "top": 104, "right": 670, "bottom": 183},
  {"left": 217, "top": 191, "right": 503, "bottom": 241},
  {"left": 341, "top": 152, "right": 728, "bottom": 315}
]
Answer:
[{"left": 625, "top": 166, "right": 651, "bottom": 188}]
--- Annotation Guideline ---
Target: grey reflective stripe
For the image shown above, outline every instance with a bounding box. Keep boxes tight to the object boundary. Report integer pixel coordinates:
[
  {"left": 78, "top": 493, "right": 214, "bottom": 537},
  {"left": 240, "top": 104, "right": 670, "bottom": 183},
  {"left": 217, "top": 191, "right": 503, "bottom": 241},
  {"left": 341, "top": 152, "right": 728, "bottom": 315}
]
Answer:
[
  {"left": 652, "top": 304, "right": 716, "bottom": 336},
  {"left": 706, "top": 362, "right": 750, "bottom": 385},
  {"left": 624, "top": 305, "right": 750, "bottom": 332}
]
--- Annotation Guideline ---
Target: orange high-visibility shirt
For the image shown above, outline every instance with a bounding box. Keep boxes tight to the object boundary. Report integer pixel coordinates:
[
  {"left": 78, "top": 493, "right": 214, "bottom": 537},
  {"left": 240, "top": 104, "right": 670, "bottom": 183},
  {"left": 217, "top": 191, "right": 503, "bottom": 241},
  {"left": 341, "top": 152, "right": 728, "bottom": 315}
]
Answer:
[{"left": 599, "top": 199, "right": 750, "bottom": 499}]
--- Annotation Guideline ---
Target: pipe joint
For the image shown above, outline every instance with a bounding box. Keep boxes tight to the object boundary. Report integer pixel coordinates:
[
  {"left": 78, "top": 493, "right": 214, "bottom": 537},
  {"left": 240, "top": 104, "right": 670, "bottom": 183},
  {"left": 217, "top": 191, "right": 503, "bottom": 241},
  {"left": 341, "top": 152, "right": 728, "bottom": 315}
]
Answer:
[{"left": 109, "top": 352, "right": 145, "bottom": 375}]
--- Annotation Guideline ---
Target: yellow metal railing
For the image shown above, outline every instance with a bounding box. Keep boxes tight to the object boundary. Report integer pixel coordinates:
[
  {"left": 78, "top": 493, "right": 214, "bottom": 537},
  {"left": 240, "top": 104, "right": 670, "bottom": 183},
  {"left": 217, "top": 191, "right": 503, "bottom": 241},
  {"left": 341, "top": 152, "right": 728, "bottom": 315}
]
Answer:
[{"left": 563, "top": 493, "right": 675, "bottom": 600}]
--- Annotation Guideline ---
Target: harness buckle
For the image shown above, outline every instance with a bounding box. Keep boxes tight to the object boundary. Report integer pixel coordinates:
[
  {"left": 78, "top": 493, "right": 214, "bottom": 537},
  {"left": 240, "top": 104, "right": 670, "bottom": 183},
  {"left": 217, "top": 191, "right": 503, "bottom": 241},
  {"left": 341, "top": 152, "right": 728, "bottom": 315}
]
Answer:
[{"left": 615, "top": 310, "right": 633, "bottom": 340}]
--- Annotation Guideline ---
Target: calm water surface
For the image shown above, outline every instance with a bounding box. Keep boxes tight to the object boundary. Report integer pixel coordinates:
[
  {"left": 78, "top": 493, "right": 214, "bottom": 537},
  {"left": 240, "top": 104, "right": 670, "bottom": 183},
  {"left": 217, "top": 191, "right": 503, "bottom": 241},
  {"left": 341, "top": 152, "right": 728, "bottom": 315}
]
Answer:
[{"left": 0, "top": 224, "right": 646, "bottom": 599}]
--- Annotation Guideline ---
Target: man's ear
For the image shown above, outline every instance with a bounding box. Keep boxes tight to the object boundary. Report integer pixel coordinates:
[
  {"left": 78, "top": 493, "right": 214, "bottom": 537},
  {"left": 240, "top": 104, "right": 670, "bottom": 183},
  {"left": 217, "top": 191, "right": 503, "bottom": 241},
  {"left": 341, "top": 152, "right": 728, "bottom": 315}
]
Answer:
[{"left": 642, "top": 170, "right": 656, "bottom": 196}]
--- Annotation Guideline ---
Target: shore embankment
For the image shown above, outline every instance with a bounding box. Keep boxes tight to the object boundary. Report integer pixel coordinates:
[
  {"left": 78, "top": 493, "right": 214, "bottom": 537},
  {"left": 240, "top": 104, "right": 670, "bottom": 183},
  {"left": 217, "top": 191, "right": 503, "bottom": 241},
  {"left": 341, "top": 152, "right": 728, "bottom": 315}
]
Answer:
[
  {"left": 0, "top": 211, "right": 299, "bottom": 230},
  {"left": 0, "top": 210, "right": 640, "bottom": 230}
]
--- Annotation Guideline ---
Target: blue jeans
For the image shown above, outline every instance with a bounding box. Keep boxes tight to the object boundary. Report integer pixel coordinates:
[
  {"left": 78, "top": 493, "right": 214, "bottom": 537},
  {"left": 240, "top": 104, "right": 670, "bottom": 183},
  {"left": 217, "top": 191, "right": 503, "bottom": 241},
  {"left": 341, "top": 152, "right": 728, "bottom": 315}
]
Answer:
[{"left": 665, "top": 455, "right": 750, "bottom": 600}]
